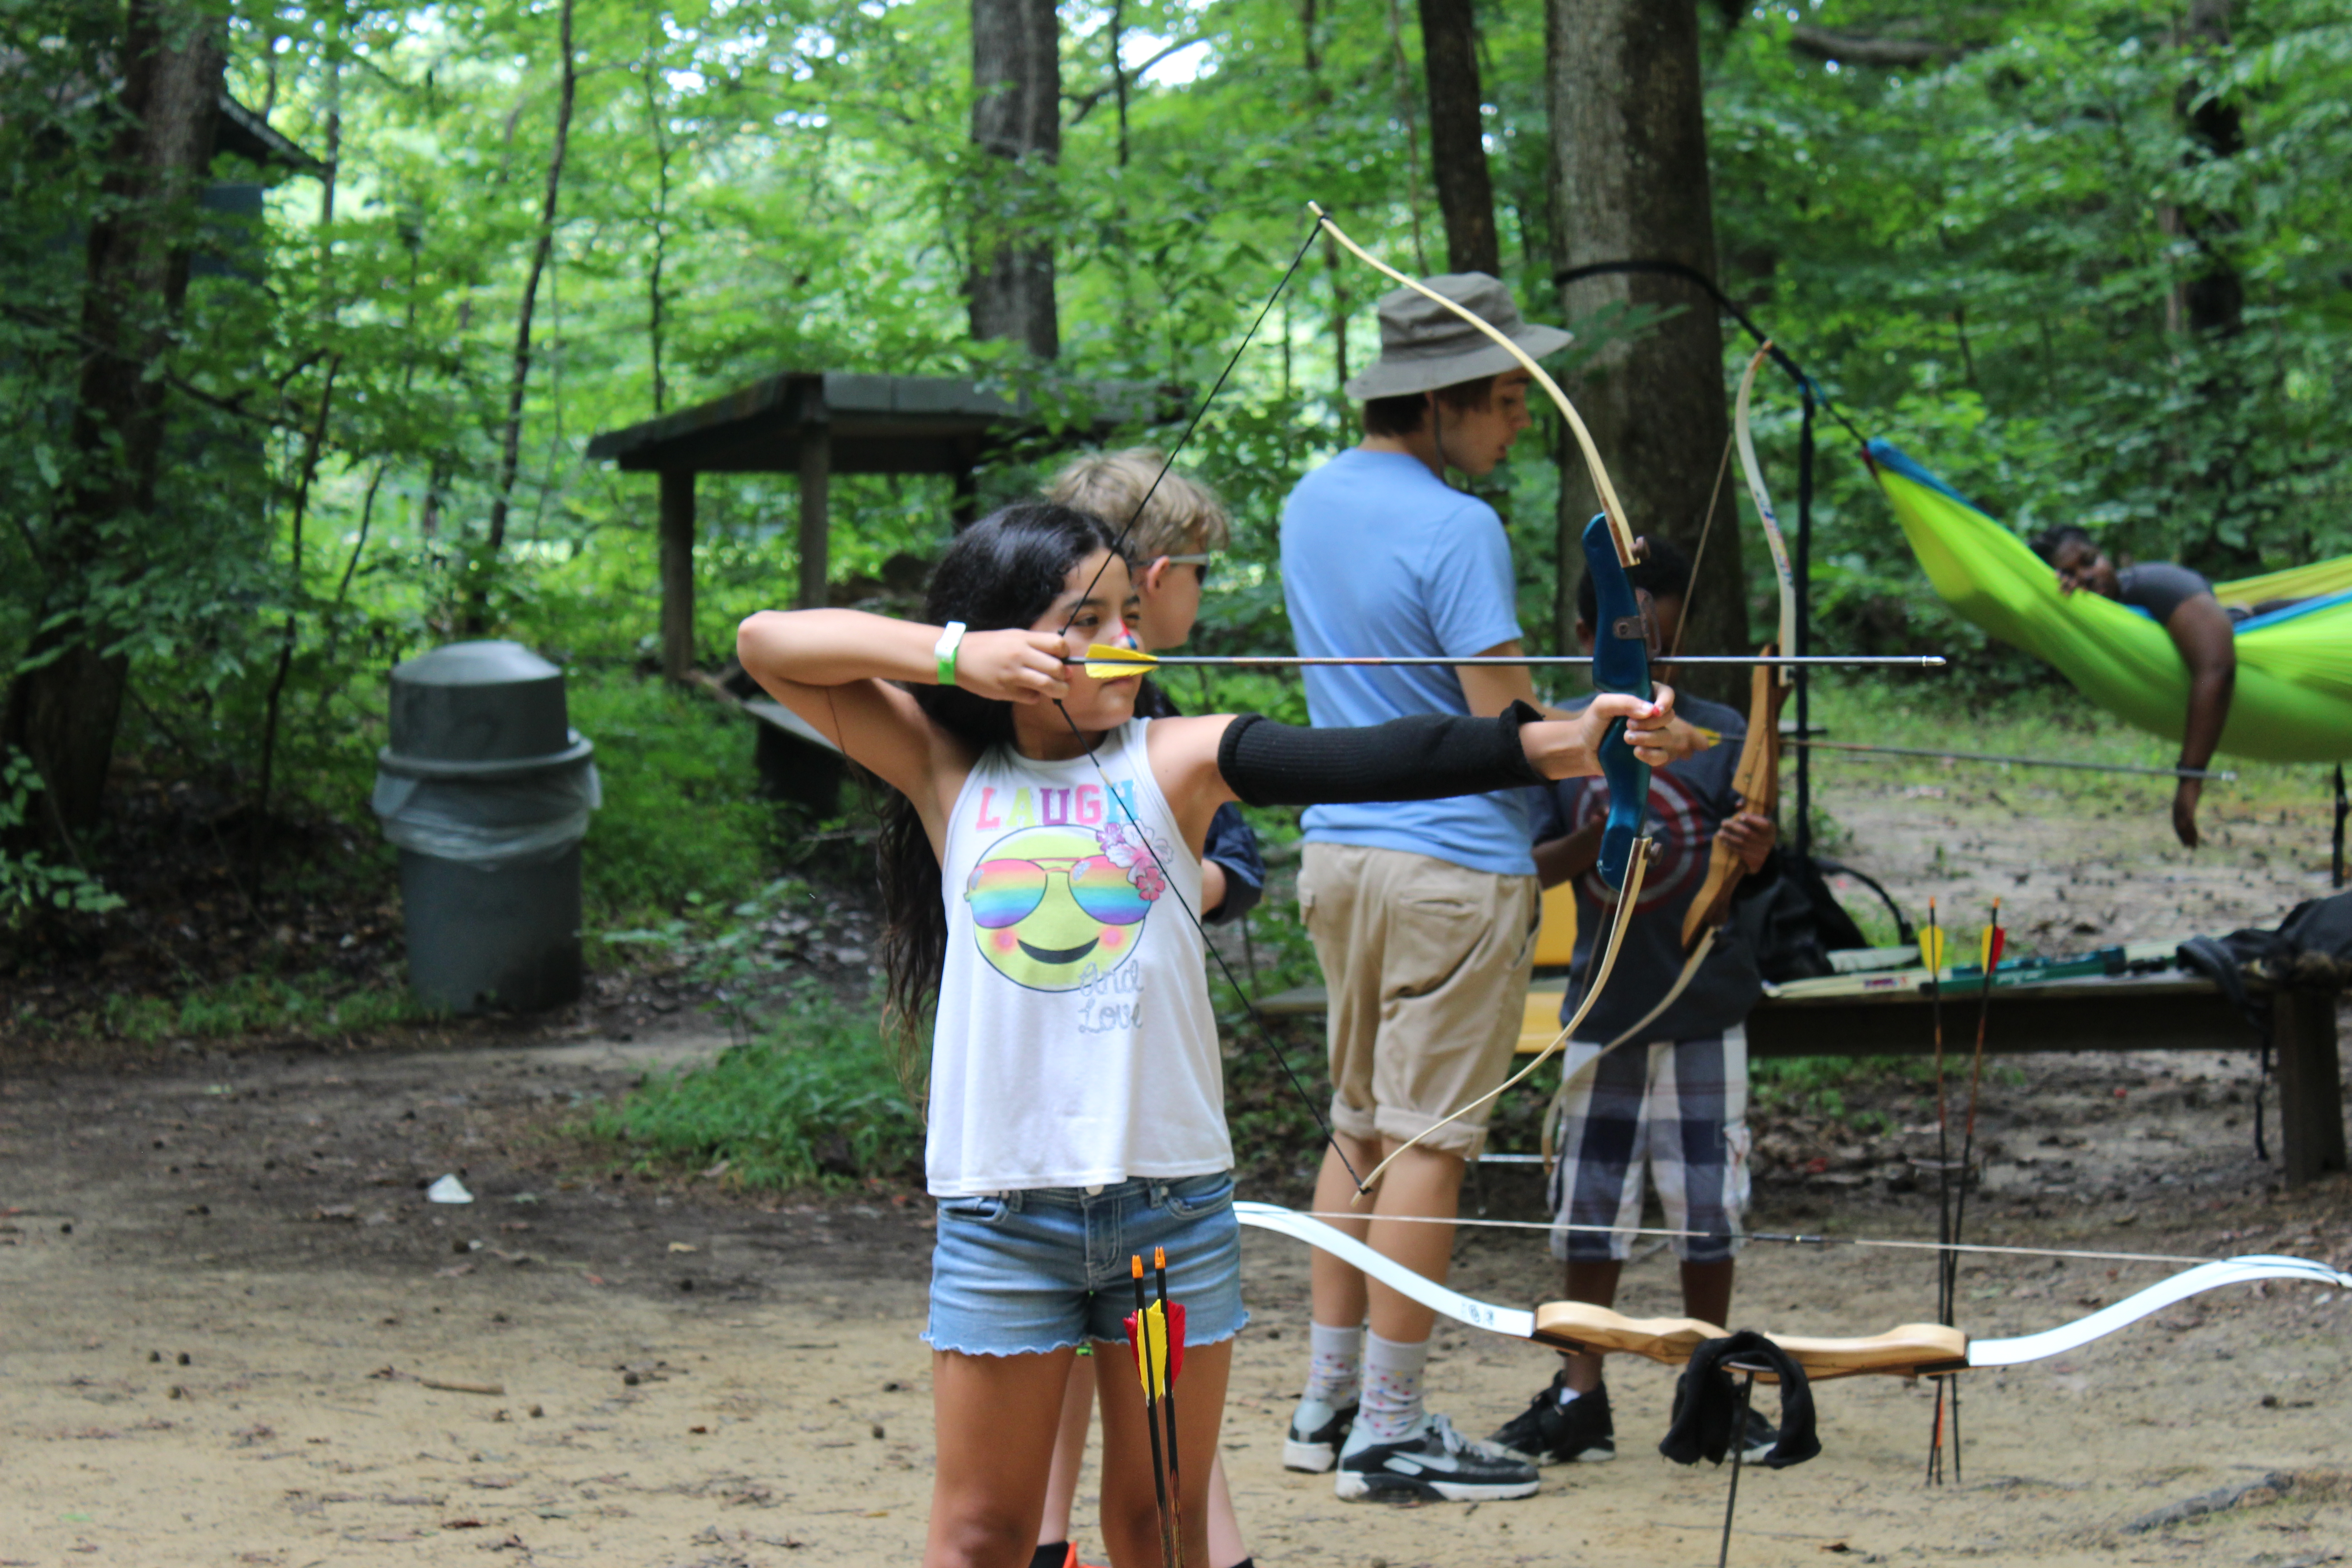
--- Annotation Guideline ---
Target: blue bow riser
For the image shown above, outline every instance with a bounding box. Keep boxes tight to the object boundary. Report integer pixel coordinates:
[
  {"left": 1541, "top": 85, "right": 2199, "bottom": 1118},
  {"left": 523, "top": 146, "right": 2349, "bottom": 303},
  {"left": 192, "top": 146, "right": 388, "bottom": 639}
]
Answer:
[{"left": 1581, "top": 512, "right": 1654, "bottom": 890}]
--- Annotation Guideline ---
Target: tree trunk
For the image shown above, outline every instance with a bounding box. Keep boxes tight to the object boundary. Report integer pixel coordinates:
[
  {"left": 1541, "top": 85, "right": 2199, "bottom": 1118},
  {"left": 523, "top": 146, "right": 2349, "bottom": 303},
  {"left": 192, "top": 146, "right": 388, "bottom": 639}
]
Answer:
[
  {"left": 1384, "top": 0, "right": 1431, "bottom": 272},
  {"left": 483, "top": 0, "right": 577, "bottom": 568},
  {"left": 1301, "top": 0, "right": 1348, "bottom": 404},
  {"left": 2174, "top": 0, "right": 2248, "bottom": 575},
  {"left": 968, "top": 0, "right": 1060, "bottom": 357},
  {"left": 2177, "top": 0, "right": 2243, "bottom": 340},
  {"left": 1545, "top": 0, "right": 1745, "bottom": 701},
  {"left": 642, "top": 30, "right": 673, "bottom": 416},
  {"left": 1, "top": 0, "right": 223, "bottom": 834},
  {"left": 256, "top": 356, "right": 340, "bottom": 827},
  {"left": 1419, "top": 0, "right": 1499, "bottom": 275}
]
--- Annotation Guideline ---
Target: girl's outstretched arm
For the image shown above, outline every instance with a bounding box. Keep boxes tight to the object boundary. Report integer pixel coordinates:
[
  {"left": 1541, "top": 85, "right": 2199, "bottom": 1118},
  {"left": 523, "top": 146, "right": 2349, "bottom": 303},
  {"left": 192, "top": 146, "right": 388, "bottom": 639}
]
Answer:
[
  {"left": 1143, "top": 686, "right": 1680, "bottom": 842},
  {"left": 735, "top": 609, "right": 1071, "bottom": 829}
]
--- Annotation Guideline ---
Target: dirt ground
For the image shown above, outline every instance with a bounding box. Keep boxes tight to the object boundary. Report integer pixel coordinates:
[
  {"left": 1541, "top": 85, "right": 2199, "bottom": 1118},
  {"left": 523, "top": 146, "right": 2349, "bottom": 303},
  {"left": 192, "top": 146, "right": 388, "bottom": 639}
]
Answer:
[
  {"left": 4, "top": 758, "right": 2351, "bottom": 1568},
  {"left": 2, "top": 1017, "right": 2347, "bottom": 1568}
]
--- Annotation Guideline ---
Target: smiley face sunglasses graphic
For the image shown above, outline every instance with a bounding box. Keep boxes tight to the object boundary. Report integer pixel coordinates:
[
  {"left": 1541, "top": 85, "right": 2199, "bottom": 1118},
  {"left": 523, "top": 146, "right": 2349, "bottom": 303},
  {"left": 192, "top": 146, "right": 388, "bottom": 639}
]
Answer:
[{"left": 966, "top": 854, "right": 1155, "bottom": 929}]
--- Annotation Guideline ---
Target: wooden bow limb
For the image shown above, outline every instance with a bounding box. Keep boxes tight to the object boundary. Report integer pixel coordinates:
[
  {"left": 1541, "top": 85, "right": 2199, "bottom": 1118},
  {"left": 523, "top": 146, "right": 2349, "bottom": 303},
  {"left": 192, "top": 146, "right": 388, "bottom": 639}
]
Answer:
[
  {"left": 1234, "top": 1201, "right": 2352, "bottom": 1382},
  {"left": 1732, "top": 344, "right": 1801, "bottom": 689},
  {"left": 1309, "top": 203, "right": 1637, "bottom": 570},
  {"left": 1677, "top": 657, "right": 1791, "bottom": 950},
  {"left": 1680, "top": 345, "right": 1801, "bottom": 949},
  {"left": 1350, "top": 838, "right": 1653, "bottom": 1198}
]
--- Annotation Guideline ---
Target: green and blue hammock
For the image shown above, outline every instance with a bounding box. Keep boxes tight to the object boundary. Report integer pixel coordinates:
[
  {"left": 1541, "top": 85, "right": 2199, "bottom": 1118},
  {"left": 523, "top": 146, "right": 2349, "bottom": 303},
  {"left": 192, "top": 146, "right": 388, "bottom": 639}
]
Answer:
[{"left": 1867, "top": 440, "right": 2352, "bottom": 763}]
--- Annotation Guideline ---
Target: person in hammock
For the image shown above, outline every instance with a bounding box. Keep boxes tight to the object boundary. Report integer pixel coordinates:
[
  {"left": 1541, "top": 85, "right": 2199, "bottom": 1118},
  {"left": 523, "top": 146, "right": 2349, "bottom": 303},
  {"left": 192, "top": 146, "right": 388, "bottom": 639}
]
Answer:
[
  {"left": 735, "top": 503, "right": 1681, "bottom": 1567},
  {"left": 2032, "top": 525, "right": 2236, "bottom": 848}
]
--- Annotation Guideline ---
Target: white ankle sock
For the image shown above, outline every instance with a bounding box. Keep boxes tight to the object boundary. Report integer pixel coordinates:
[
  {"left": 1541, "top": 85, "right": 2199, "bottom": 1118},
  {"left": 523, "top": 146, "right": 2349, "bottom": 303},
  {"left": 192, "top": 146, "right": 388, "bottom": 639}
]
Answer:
[
  {"left": 1355, "top": 1331, "right": 1430, "bottom": 1442},
  {"left": 1304, "top": 1321, "right": 1364, "bottom": 1407}
]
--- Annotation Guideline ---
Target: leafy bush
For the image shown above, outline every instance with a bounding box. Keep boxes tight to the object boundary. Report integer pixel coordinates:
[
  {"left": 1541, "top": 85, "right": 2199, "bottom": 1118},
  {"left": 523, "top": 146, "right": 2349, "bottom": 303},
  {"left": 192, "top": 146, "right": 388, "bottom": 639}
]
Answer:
[
  {"left": 1, "top": 750, "right": 123, "bottom": 921},
  {"left": 581, "top": 984, "right": 922, "bottom": 1190},
  {"left": 566, "top": 671, "right": 786, "bottom": 932}
]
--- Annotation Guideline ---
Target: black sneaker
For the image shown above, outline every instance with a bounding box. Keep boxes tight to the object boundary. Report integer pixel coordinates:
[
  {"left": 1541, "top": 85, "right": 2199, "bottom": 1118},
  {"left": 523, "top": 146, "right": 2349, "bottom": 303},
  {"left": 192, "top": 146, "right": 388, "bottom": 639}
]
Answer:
[
  {"left": 1487, "top": 1373, "right": 1616, "bottom": 1465},
  {"left": 1334, "top": 1412, "right": 1542, "bottom": 1502},
  {"left": 1666, "top": 1375, "right": 1781, "bottom": 1463},
  {"left": 1736, "top": 1402, "right": 1780, "bottom": 1462},
  {"left": 1282, "top": 1394, "right": 1358, "bottom": 1473}
]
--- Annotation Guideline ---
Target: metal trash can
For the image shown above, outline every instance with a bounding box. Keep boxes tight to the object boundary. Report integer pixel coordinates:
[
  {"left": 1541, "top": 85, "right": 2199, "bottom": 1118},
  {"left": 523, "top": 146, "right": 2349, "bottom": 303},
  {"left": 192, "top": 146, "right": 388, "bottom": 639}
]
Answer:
[{"left": 371, "top": 640, "right": 601, "bottom": 1014}]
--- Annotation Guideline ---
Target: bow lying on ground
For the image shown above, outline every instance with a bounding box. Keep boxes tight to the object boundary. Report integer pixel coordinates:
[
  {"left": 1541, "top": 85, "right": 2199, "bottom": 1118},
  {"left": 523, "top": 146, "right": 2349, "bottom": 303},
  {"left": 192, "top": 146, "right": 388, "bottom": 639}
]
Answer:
[{"left": 1233, "top": 1201, "right": 2352, "bottom": 1381}]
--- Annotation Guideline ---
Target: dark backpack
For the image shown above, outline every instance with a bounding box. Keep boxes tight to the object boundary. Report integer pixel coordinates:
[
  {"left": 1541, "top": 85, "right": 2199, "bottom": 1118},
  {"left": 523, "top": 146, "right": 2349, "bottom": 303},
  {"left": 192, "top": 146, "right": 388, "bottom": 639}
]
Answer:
[
  {"left": 2173, "top": 888, "right": 2352, "bottom": 1162},
  {"left": 1736, "top": 853, "right": 1911, "bottom": 984}
]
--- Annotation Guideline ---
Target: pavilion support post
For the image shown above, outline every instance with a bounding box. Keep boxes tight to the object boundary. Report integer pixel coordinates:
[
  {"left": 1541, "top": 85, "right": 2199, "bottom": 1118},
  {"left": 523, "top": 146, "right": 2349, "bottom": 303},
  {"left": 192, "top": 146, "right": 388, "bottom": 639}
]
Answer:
[
  {"left": 658, "top": 468, "right": 696, "bottom": 681},
  {"left": 952, "top": 465, "right": 979, "bottom": 529},
  {"left": 798, "top": 426, "right": 831, "bottom": 610},
  {"left": 2271, "top": 987, "right": 2347, "bottom": 1187}
]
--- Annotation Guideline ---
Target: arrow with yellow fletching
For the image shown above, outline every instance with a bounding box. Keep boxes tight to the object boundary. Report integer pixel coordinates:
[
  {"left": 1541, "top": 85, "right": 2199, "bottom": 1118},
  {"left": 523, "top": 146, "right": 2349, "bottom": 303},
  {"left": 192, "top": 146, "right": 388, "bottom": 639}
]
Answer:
[{"left": 1075, "top": 645, "right": 1946, "bottom": 681}]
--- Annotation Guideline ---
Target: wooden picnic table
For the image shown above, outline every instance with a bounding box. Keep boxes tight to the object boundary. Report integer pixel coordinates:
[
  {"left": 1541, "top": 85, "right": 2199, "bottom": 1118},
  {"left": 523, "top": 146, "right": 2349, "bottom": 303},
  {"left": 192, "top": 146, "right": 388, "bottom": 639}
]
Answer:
[{"left": 1251, "top": 970, "right": 2347, "bottom": 1187}]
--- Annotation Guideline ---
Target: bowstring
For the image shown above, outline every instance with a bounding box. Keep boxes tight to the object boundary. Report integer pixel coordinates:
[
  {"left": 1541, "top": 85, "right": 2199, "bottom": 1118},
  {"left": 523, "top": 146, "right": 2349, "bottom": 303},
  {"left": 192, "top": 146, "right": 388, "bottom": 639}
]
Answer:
[
  {"left": 1039, "top": 215, "right": 1351, "bottom": 1181},
  {"left": 1056, "top": 216, "right": 1325, "bottom": 636},
  {"left": 1274, "top": 1208, "right": 2227, "bottom": 1268},
  {"left": 1051, "top": 699, "right": 1366, "bottom": 1189},
  {"left": 1666, "top": 428, "right": 1737, "bottom": 665}
]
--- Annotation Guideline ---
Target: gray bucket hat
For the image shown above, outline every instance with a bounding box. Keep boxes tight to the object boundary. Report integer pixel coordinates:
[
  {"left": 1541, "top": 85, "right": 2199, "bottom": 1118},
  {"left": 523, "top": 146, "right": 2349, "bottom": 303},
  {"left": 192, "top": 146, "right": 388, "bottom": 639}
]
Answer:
[{"left": 1343, "top": 272, "right": 1574, "bottom": 400}]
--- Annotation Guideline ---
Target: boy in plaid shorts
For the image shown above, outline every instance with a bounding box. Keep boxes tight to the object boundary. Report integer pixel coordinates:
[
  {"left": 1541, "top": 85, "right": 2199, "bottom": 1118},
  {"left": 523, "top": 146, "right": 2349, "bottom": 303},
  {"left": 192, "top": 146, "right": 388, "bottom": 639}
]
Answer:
[{"left": 1485, "top": 539, "right": 1780, "bottom": 1467}]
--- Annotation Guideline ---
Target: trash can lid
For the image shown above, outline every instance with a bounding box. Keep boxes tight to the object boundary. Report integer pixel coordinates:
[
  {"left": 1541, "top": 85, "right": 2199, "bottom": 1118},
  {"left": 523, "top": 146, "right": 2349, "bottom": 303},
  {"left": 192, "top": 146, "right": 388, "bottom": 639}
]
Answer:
[
  {"left": 392, "top": 640, "right": 561, "bottom": 688},
  {"left": 387, "top": 640, "right": 572, "bottom": 764}
]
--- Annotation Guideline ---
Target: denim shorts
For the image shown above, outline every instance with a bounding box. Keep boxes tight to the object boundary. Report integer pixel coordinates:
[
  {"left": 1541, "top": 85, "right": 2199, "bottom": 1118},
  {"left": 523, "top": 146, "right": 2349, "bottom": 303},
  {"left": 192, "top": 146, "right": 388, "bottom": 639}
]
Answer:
[{"left": 925, "top": 1172, "right": 1249, "bottom": 1357}]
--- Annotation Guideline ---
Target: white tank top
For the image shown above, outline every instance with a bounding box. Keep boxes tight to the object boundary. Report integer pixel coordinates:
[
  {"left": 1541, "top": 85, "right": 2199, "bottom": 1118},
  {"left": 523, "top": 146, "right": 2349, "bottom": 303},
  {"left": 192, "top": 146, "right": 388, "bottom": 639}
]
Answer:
[{"left": 926, "top": 719, "right": 1231, "bottom": 1196}]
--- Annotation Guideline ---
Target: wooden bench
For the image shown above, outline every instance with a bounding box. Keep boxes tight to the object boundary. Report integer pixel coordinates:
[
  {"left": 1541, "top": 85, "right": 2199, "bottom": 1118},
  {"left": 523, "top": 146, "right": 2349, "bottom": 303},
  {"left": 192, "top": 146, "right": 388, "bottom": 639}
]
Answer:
[{"left": 1252, "top": 884, "right": 2348, "bottom": 1186}]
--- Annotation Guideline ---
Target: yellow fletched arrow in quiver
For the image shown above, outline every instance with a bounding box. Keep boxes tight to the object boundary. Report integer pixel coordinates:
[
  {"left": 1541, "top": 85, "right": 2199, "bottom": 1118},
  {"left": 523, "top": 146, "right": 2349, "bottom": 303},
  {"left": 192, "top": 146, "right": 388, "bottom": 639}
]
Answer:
[{"left": 1133, "top": 1301, "right": 1170, "bottom": 1398}]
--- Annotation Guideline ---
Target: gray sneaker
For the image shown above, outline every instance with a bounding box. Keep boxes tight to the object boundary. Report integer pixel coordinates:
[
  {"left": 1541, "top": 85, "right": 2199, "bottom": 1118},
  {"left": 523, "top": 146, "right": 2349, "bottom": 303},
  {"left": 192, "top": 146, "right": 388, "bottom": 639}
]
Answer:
[
  {"left": 1334, "top": 1411, "right": 1541, "bottom": 1502},
  {"left": 1283, "top": 1394, "right": 1358, "bottom": 1473}
]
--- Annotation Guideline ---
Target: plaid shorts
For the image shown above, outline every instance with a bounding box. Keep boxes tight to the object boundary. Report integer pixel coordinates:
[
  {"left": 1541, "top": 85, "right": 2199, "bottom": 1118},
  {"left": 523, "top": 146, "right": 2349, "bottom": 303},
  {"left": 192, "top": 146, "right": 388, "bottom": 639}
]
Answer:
[{"left": 1546, "top": 1026, "right": 1751, "bottom": 1265}]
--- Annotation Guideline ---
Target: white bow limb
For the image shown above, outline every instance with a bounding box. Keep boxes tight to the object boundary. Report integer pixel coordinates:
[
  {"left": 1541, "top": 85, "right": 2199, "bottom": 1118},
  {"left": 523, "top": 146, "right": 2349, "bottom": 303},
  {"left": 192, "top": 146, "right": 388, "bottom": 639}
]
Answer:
[{"left": 1234, "top": 1201, "right": 2351, "bottom": 1375}]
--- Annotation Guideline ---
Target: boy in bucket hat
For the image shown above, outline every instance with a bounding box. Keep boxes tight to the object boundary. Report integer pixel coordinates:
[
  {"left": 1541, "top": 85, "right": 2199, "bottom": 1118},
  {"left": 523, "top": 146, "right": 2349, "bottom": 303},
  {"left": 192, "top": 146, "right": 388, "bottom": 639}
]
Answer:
[{"left": 1278, "top": 272, "right": 1610, "bottom": 1504}]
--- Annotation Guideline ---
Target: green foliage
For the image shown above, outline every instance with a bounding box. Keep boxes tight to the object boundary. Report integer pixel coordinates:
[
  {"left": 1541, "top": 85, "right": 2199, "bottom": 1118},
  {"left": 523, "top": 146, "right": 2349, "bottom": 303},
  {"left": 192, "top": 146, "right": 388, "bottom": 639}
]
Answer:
[
  {"left": 1752, "top": 1054, "right": 1934, "bottom": 1121},
  {"left": 98, "top": 970, "right": 426, "bottom": 1044},
  {"left": 9, "top": 0, "right": 2351, "bottom": 989},
  {"left": 580, "top": 983, "right": 922, "bottom": 1189},
  {"left": 601, "top": 876, "right": 829, "bottom": 1040},
  {"left": 1707, "top": 2, "right": 2352, "bottom": 660},
  {"left": 0, "top": 752, "right": 124, "bottom": 920},
  {"left": 566, "top": 672, "right": 784, "bottom": 930}
]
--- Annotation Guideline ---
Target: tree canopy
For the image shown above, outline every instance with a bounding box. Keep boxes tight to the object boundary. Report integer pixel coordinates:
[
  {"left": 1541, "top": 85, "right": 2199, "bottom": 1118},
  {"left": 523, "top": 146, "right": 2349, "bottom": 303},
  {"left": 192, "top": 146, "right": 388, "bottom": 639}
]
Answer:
[{"left": 5, "top": 0, "right": 2349, "bottom": 867}]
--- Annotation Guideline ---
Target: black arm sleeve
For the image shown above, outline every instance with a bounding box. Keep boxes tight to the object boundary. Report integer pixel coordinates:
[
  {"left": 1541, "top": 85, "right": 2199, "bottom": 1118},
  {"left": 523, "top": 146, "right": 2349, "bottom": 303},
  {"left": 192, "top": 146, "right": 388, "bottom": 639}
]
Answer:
[{"left": 1216, "top": 702, "right": 1549, "bottom": 808}]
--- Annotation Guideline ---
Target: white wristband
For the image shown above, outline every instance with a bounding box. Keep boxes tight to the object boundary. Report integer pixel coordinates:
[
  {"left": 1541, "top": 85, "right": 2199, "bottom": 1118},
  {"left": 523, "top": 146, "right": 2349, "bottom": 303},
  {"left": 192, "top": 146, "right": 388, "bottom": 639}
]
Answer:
[{"left": 934, "top": 621, "right": 967, "bottom": 686}]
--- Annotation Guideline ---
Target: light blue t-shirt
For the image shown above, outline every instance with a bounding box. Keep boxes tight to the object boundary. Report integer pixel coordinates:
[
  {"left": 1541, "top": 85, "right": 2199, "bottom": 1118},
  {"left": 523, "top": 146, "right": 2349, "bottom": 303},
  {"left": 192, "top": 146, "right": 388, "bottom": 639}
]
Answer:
[{"left": 1279, "top": 448, "right": 1532, "bottom": 876}]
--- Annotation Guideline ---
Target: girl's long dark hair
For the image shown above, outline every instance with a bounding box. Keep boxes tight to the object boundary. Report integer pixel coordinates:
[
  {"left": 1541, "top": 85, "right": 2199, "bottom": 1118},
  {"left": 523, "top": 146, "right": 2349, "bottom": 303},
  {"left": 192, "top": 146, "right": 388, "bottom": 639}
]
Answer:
[{"left": 877, "top": 502, "right": 1125, "bottom": 1072}]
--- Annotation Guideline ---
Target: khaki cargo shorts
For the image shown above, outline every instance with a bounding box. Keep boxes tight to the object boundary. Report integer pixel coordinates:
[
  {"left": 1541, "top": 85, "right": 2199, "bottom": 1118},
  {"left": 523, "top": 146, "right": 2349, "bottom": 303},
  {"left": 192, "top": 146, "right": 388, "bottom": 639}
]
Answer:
[{"left": 1297, "top": 843, "right": 1539, "bottom": 1159}]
